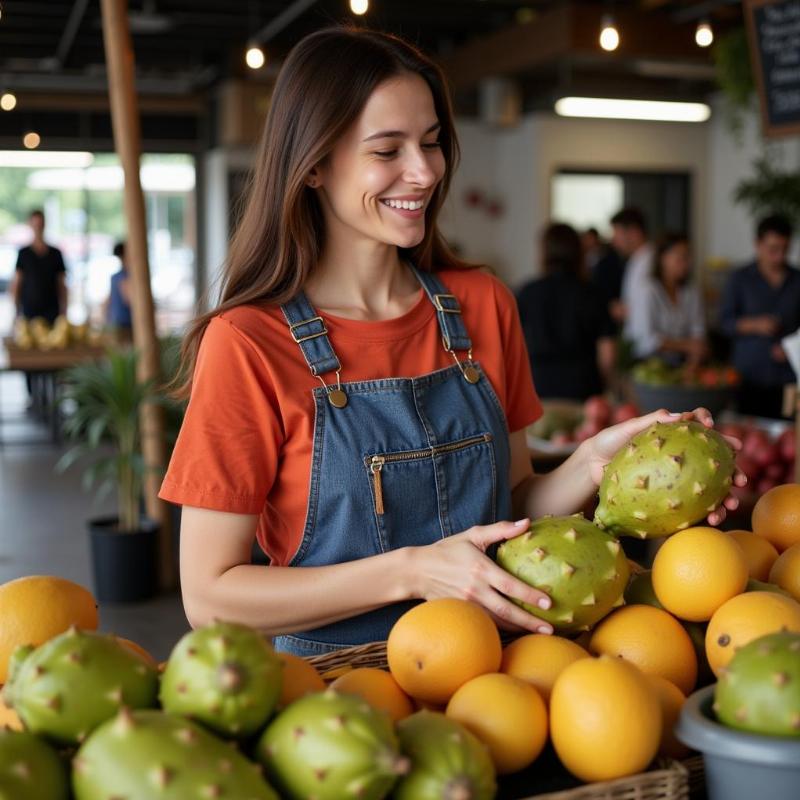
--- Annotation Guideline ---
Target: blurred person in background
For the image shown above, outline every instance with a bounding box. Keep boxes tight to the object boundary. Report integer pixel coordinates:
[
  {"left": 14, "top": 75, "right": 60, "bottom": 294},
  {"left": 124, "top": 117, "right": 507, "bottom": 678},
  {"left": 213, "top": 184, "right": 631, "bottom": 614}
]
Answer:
[
  {"left": 627, "top": 233, "right": 707, "bottom": 367},
  {"left": 517, "top": 222, "right": 616, "bottom": 401},
  {"left": 610, "top": 207, "right": 653, "bottom": 330},
  {"left": 720, "top": 214, "right": 800, "bottom": 419},
  {"left": 9, "top": 209, "right": 67, "bottom": 324},
  {"left": 581, "top": 227, "right": 605, "bottom": 272},
  {"left": 104, "top": 241, "right": 133, "bottom": 344}
]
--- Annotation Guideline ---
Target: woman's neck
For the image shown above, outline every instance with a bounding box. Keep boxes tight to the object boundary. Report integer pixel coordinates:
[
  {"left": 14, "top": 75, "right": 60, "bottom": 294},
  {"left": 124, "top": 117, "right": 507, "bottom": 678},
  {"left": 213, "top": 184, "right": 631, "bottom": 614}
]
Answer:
[{"left": 305, "top": 238, "right": 421, "bottom": 321}]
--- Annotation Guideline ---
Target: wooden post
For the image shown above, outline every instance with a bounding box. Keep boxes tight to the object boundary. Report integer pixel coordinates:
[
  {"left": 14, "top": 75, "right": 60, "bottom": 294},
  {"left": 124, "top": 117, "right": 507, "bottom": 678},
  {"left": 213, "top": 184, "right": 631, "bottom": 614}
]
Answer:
[{"left": 100, "top": 0, "right": 175, "bottom": 588}]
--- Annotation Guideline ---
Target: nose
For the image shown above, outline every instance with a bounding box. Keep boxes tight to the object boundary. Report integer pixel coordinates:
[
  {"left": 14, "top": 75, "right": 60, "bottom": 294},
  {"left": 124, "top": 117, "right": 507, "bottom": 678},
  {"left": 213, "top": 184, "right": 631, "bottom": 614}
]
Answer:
[{"left": 402, "top": 145, "right": 438, "bottom": 188}]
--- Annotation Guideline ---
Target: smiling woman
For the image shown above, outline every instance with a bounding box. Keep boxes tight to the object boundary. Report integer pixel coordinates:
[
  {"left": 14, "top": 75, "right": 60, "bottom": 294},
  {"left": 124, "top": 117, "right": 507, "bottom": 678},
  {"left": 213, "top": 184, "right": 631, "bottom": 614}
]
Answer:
[{"left": 159, "top": 26, "right": 742, "bottom": 658}]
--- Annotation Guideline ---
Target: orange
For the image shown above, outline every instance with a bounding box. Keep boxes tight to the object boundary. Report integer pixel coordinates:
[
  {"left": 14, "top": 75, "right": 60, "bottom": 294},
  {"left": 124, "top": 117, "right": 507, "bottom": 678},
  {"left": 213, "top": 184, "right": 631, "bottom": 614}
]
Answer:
[
  {"left": 752, "top": 483, "right": 800, "bottom": 552},
  {"left": 331, "top": 668, "right": 414, "bottom": 723},
  {"left": 277, "top": 653, "right": 326, "bottom": 708},
  {"left": 387, "top": 599, "right": 501, "bottom": 705},
  {"left": 0, "top": 575, "right": 98, "bottom": 683},
  {"left": 652, "top": 527, "right": 748, "bottom": 621},
  {"left": 646, "top": 675, "right": 690, "bottom": 760},
  {"left": 589, "top": 605, "right": 697, "bottom": 694},
  {"left": 551, "top": 655, "right": 661, "bottom": 783},
  {"left": 0, "top": 696, "right": 22, "bottom": 731},
  {"left": 768, "top": 542, "right": 800, "bottom": 602},
  {"left": 705, "top": 591, "right": 800, "bottom": 676},
  {"left": 501, "top": 634, "right": 588, "bottom": 704},
  {"left": 446, "top": 672, "right": 547, "bottom": 774},
  {"left": 114, "top": 637, "right": 157, "bottom": 667},
  {"left": 319, "top": 665, "right": 352, "bottom": 682},
  {"left": 726, "top": 530, "right": 779, "bottom": 581}
]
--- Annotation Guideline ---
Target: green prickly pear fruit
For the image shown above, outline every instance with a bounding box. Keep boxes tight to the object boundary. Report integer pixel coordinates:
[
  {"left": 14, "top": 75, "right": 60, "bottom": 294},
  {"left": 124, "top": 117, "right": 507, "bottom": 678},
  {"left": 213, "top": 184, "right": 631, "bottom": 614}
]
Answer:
[
  {"left": 714, "top": 630, "right": 800, "bottom": 736},
  {"left": 495, "top": 515, "right": 629, "bottom": 632},
  {"left": 0, "top": 728, "right": 69, "bottom": 800},
  {"left": 160, "top": 620, "right": 282, "bottom": 738},
  {"left": 394, "top": 710, "right": 496, "bottom": 800},
  {"left": 594, "top": 421, "right": 735, "bottom": 539},
  {"left": 3, "top": 628, "right": 158, "bottom": 746},
  {"left": 72, "top": 709, "right": 279, "bottom": 800},
  {"left": 256, "top": 688, "right": 410, "bottom": 800}
]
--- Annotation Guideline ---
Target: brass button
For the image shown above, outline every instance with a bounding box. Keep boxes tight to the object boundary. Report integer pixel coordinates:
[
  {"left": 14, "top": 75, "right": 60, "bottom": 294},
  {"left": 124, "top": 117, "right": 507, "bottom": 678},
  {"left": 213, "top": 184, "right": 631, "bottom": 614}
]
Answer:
[
  {"left": 464, "top": 366, "right": 480, "bottom": 384},
  {"left": 328, "top": 388, "right": 348, "bottom": 408}
]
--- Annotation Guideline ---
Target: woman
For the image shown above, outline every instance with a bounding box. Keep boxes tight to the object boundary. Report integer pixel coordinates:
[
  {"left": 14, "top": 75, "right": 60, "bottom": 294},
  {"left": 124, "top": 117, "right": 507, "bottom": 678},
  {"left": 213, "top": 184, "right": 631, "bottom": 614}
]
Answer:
[
  {"left": 516, "top": 223, "right": 616, "bottom": 401},
  {"left": 161, "top": 28, "right": 741, "bottom": 657},
  {"left": 628, "top": 233, "right": 708, "bottom": 367}
]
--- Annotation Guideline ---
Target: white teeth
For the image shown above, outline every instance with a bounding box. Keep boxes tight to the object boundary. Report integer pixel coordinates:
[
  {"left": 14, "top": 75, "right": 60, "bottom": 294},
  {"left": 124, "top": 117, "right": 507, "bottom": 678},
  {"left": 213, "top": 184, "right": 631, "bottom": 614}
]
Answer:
[{"left": 382, "top": 199, "right": 424, "bottom": 210}]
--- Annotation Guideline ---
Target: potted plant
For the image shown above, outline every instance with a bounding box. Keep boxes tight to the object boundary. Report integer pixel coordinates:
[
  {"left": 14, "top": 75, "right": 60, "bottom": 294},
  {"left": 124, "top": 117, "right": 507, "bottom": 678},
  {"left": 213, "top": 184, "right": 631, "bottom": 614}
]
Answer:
[{"left": 57, "top": 347, "right": 159, "bottom": 603}]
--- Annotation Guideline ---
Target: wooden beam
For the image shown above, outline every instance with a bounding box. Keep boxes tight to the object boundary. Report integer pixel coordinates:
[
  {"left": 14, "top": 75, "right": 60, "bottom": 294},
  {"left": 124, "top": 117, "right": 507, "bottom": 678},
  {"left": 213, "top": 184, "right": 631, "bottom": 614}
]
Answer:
[
  {"left": 13, "top": 91, "right": 206, "bottom": 114},
  {"left": 439, "top": 2, "right": 711, "bottom": 91},
  {"left": 99, "top": 0, "right": 175, "bottom": 589}
]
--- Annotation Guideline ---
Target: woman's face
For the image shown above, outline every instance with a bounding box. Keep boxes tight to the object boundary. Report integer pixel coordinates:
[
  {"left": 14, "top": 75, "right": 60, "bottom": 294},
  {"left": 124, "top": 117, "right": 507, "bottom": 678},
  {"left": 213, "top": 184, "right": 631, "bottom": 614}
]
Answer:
[
  {"left": 314, "top": 73, "right": 446, "bottom": 250},
  {"left": 661, "top": 241, "right": 691, "bottom": 284}
]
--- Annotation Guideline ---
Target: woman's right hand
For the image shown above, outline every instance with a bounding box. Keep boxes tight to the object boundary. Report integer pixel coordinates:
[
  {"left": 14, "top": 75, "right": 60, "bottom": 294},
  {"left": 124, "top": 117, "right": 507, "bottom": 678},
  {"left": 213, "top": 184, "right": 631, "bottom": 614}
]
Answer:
[{"left": 408, "top": 519, "right": 554, "bottom": 635}]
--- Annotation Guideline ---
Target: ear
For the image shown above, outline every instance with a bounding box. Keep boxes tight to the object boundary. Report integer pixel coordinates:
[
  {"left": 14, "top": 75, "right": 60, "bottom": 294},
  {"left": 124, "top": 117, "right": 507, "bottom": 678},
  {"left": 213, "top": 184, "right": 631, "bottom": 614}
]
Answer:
[{"left": 306, "top": 166, "right": 322, "bottom": 188}]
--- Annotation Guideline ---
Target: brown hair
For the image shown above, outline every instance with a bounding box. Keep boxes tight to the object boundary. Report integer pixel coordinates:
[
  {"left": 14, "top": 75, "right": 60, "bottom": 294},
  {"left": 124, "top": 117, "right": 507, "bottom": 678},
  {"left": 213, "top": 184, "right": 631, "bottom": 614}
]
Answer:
[
  {"left": 177, "top": 26, "right": 470, "bottom": 397},
  {"left": 654, "top": 232, "right": 691, "bottom": 288},
  {"left": 542, "top": 222, "right": 583, "bottom": 277}
]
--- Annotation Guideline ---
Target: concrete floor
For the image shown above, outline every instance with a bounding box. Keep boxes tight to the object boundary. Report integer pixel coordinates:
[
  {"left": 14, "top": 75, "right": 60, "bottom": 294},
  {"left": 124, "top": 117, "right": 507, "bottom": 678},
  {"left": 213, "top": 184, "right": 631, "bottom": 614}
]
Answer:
[{"left": 0, "top": 371, "right": 190, "bottom": 661}]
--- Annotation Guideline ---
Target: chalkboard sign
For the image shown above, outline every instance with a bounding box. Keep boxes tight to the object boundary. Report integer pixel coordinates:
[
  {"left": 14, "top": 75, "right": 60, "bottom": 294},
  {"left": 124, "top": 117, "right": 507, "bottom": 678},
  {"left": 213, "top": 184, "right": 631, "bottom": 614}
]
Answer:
[{"left": 744, "top": 0, "right": 800, "bottom": 137}]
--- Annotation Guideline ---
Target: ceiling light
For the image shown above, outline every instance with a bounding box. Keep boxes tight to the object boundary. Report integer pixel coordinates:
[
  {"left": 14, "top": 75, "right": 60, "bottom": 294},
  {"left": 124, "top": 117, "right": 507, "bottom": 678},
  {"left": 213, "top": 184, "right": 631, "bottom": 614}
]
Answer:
[
  {"left": 23, "top": 132, "right": 41, "bottom": 150},
  {"left": 555, "top": 97, "right": 711, "bottom": 123},
  {"left": 245, "top": 45, "right": 265, "bottom": 70},
  {"left": 350, "top": 0, "right": 368, "bottom": 14},
  {"left": 0, "top": 92, "right": 16, "bottom": 111},
  {"left": 695, "top": 21, "right": 713, "bottom": 48},
  {"left": 599, "top": 15, "right": 619, "bottom": 52}
]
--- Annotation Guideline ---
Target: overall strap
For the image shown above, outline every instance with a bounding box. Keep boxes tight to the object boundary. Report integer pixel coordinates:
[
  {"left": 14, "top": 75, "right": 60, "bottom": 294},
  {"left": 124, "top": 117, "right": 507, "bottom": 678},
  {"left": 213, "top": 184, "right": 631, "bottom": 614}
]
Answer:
[
  {"left": 280, "top": 293, "right": 341, "bottom": 377},
  {"left": 412, "top": 266, "right": 472, "bottom": 352}
]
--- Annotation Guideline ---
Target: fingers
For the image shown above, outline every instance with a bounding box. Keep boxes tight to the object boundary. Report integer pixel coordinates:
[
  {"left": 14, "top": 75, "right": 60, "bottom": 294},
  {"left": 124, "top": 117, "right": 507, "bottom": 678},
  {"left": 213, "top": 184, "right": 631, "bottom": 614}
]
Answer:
[
  {"left": 706, "top": 506, "right": 727, "bottom": 526},
  {"left": 733, "top": 471, "right": 748, "bottom": 487},
  {"left": 476, "top": 586, "right": 553, "bottom": 634},
  {"left": 484, "top": 559, "right": 551, "bottom": 612},
  {"left": 723, "top": 435, "right": 743, "bottom": 451},
  {"left": 468, "top": 518, "right": 530, "bottom": 551},
  {"left": 489, "top": 614, "right": 532, "bottom": 635},
  {"left": 723, "top": 495, "right": 740, "bottom": 510}
]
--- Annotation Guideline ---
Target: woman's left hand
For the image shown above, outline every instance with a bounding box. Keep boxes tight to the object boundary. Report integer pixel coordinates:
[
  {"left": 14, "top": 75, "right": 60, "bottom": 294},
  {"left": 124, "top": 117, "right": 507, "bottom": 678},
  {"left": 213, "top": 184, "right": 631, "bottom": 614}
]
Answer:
[{"left": 582, "top": 407, "right": 748, "bottom": 526}]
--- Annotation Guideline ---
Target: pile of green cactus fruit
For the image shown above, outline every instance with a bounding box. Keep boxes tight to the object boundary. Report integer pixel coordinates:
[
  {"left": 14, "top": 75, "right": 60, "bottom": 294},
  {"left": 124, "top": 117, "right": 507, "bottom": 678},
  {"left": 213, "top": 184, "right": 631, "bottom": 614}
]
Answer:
[{"left": 0, "top": 620, "right": 498, "bottom": 800}]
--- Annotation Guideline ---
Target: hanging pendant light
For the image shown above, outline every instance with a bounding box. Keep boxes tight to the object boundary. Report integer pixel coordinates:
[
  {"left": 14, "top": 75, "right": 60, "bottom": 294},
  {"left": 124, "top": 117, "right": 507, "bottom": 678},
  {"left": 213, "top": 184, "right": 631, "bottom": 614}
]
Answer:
[{"left": 599, "top": 14, "right": 620, "bottom": 52}]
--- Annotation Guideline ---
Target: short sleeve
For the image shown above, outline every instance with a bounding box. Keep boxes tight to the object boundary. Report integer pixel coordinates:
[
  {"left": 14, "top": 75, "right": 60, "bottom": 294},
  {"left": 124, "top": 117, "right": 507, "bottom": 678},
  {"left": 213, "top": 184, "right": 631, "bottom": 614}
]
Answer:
[
  {"left": 493, "top": 278, "right": 542, "bottom": 432},
  {"left": 15, "top": 249, "right": 23, "bottom": 272},
  {"left": 159, "top": 316, "right": 283, "bottom": 514},
  {"left": 55, "top": 249, "right": 66, "bottom": 273}
]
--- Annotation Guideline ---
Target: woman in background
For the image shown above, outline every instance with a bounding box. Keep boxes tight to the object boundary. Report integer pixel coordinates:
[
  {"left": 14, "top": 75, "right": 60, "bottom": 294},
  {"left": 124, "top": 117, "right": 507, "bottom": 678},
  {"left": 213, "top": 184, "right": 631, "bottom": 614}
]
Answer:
[
  {"left": 628, "top": 233, "right": 707, "bottom": 367},
  {"left": 516, "top": 222, "right": 616, "bottom": 401}
]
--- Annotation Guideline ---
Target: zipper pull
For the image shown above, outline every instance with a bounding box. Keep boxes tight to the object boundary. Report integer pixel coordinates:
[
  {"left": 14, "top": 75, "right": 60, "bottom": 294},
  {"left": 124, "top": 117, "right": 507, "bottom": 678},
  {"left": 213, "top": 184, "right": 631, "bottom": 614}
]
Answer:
[{"left": 370, "top": 456, "right": 385, "bottom": 516}]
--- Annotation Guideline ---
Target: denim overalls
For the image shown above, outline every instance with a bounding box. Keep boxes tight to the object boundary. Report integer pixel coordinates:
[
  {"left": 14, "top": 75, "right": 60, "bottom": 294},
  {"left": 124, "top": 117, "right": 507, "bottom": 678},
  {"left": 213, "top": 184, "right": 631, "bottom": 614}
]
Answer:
[{"left": 272, "top": 266, "right": 512, "bottom": 656}]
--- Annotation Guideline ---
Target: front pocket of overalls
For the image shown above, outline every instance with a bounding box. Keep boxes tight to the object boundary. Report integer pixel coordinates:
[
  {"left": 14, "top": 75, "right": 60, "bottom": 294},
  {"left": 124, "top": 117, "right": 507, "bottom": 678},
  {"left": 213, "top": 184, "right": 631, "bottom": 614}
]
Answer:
[{"left": 364, "top": 433, "right": 497, "bottom": 549}]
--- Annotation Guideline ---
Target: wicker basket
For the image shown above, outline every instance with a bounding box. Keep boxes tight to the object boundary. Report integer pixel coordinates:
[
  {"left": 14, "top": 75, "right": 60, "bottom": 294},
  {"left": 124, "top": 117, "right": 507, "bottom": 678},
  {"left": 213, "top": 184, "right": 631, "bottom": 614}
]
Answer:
[
  {"left": 308, "top": 643, "right": 689, "bottom": 800},
  {"left": 681, "top": 755, "right": 705, "bottom": 799},
  {"left": 521, "top": 760, "right": 688, "bottom": 800}
]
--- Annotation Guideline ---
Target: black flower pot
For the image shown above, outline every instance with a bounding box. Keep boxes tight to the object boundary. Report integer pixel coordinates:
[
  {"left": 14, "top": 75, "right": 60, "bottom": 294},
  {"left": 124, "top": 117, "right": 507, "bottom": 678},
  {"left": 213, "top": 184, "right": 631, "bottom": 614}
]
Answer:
[{"left": 88, "top": 516, "right": 159, "bottom": 603}]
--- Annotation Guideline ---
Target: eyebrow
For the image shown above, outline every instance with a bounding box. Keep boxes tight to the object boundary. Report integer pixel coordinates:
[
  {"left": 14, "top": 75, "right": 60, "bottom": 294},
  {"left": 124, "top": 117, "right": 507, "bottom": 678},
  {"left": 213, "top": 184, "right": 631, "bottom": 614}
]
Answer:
[{"left": 362, "top": 122, "right": 441, "bottom": 142}]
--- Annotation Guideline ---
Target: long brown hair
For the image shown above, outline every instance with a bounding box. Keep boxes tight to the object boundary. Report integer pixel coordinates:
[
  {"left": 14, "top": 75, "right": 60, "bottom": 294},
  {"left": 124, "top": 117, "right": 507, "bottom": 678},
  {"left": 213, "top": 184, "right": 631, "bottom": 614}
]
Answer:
[{"left": 177, "top": 26, "right": 470, "bottom": 396}]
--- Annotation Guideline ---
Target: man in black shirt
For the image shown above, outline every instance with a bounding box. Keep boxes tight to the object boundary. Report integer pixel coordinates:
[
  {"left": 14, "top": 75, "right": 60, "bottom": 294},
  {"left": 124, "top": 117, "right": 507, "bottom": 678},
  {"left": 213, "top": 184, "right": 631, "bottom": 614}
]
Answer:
[
  {"left": 10, "top": 209, "right": 67, "bottom": 323},
  {"left": 719, "top": 215, "right": 800, "bottom": 418}
]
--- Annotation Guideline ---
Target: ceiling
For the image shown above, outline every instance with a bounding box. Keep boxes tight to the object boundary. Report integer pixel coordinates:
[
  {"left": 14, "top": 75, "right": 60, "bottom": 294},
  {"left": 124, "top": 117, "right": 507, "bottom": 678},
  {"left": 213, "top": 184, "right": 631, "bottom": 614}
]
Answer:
[{"left": 0, "top": 0, "right": 744, "bottom": 149}]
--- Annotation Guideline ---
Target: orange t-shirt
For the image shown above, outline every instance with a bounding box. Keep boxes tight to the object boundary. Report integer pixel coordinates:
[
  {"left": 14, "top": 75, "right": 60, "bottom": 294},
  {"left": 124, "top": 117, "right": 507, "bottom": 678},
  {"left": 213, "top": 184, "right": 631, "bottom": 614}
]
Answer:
[{"left": 159, "top": 268, "right": 542, "bottom": 565}]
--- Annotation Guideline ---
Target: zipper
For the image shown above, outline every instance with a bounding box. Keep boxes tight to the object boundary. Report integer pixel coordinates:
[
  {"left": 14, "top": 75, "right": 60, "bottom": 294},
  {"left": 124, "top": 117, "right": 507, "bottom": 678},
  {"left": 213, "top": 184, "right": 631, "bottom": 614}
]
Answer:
[{"left": 367, "top": 433, "right": 492, "bottom": 516}]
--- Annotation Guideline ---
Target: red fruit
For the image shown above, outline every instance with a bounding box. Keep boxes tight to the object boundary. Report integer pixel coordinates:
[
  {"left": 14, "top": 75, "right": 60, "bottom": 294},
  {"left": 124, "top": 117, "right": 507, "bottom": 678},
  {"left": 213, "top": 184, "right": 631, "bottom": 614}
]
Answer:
[
  {"left": 765, "top": 462, "right": 785, "bottom": 480},
  {"left": 612, "top": 403, "right": 640, "bottom": 425},
  {"left": 753, "top": 441, "right": 781, "bottom": 469},
  {"left": 742, "top": 429, "right": 771, "bottom": 461},
  {"left": 777, "top": 429, "right": 796, "bottom": 463},
  {"left": 756, "top": 476, "right": 781, "bottom": 496},
  {"left": 583, "top": 395, "right": 612, "bottom": 426},
  {"left": 735, "top": 454, "right": 762, "bottom": 482}
]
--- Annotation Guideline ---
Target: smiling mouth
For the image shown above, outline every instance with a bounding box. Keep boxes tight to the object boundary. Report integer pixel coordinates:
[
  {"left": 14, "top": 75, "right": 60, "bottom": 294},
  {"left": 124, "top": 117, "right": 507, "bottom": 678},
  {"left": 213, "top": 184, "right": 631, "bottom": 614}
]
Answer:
[{"left": 380, "top": 198, "right": 426, "bottom": 211}]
